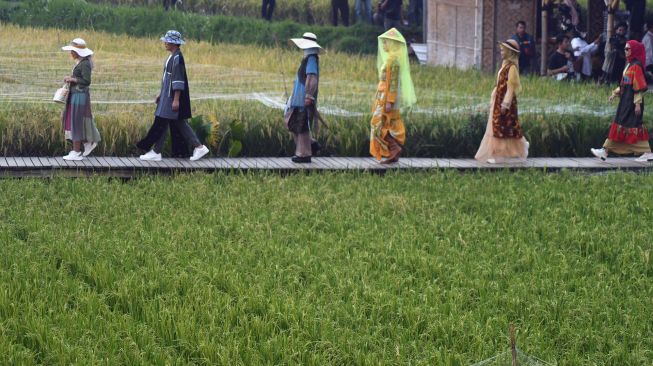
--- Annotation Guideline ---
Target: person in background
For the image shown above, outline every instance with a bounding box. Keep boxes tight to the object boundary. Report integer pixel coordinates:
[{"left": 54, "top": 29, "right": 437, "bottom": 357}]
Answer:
[
  {"left": 641, "top": 20, "right": 653, "bottom": 76},
  {"left": 475, "top": 39, "right": 529, "bottom": 164},
  {"left": 407, "top": 0, "right": 422, "bottom": 26},
  {"left": 261, "top": 0, "right": 275, "bottom": 21},
  {"left": 558, "top": 0, "right": 581, "bottom": 33},
  {"left": 60, "top": 38, "right": 101, "bottom": 161},
  {"left": 602, "top": 22, "right": 628, "bottom": 84},
  {"left": 369, "top": 28, "right": 416, "bottom": 164},
  {"left": 511, "top": 20, "right": 537, "bottom": 75},
  {"left": 331, "top": 0, "right": 350, "bottom": 26},
  {"left": 571, "top": 31, "right": 601, "bottom": 81},
  {"left": 548, "top": 34, "right": 575, "bottom": 81},
  {"left": 592, "top": 40, "right": 653, "bottom": 162},
  {"left": 284, "top": 32, "right": 322, "bottom": 164},
  {"left": 355, "top": 0, "right": 372, "bottom": 23},
  {"left": 379, "top": 0, "right": 402, "bottom": 31},
  {"left": 137, "top": 30, "right": 209, "bottom": 162},
  {"left": 372, "top": 0, "right": 385, "bottom": 26},
  {"left": 625, "top": 0, "right": 646, "bottom": 40}
]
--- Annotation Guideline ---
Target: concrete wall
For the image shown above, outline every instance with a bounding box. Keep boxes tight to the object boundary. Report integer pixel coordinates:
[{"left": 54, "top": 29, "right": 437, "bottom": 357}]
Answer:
[
  {"left": 426, "top": 0, "right": 482, "bottom": 69},
  {"left": 427, "top": 0, "right": 537, "bottom": 73}
]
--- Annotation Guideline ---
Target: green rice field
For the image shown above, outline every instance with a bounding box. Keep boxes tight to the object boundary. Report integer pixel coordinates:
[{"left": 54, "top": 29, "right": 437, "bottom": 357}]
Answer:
[{"left": 1, "top": 171, "right": 652, "bottom": 364}]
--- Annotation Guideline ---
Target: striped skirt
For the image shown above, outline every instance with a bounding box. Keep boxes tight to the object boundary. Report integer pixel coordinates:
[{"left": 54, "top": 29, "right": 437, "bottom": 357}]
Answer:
[{"left": 62, "top": 90, "right": 101, "bottom": 142}]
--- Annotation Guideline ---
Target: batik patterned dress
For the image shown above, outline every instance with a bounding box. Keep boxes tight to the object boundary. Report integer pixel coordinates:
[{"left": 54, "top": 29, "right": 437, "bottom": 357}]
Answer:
[
  {"left": 369, "top": 56, "right": 405, "bottom": 160},
  {"left": 475, "top": 61, "right": 529, "bottom": 162}
]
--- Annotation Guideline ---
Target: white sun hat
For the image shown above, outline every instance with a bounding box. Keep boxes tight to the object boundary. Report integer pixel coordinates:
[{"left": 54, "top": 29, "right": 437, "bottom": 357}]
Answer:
[
  {"left": 290, "top": 32, "right": 322, "bottom": 52},
  {"left": 61, "top": 38, "right": 94, "bottom": 57}
]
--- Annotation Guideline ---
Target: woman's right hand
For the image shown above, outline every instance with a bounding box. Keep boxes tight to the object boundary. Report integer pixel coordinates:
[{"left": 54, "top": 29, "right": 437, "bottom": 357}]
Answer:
[
  {"left": 608, "top": 94, "right": 616, "bottom": 103},
  {"left": 155, "top": 94, "right": 161, "bottom": 104}
]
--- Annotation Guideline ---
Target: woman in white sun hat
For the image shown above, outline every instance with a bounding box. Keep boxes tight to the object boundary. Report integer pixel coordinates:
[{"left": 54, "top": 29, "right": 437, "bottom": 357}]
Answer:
[
  {"left": 61, "top": 38, "right": 101, "bottom": 161},
  {"left": 284, "top": 32, "right": 322, "bottom": 164}
]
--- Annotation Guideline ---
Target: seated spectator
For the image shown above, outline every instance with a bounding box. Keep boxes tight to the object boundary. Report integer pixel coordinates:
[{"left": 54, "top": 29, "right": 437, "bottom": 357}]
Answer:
[
  {"left": 548, "top": 34, "right": 575, "bottom": 81},
  {"left": 571, "top": 31, "right": 601, "bottom": 81}
]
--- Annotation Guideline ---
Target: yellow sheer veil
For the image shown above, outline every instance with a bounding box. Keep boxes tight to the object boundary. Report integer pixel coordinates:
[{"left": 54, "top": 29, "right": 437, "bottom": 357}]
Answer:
[{"left": 377, "top": 28, "right": 417, "bottom": 109}]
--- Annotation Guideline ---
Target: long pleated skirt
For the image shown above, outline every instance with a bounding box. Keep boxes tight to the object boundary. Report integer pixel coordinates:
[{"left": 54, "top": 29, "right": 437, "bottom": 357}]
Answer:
[{"left": 63, "top": 90, "right": 101, "bottom": 143}]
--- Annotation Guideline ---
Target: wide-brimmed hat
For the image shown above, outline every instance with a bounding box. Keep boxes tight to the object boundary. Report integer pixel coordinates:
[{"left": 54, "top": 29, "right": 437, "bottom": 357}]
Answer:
[
  {"left": 290, "top": 32, "right": 322, "bottom": 52},
  {"left": 499, "top": 39, "right": 520, "bottom": 54},
  {"left": 161, "top": 30, "right": 185, "bottom": 45},
  {"left": 61, "top": 38, "right": 93, "bottom": 57}
]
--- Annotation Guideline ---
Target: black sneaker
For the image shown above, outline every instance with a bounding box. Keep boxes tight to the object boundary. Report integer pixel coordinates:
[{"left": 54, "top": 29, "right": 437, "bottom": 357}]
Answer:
[{"left": 291, "top": 156, "right": 312, "bottom": 163}]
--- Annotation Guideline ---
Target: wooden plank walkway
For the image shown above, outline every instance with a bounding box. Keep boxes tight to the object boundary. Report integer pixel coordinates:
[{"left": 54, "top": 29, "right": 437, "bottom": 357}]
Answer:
[{"left": 0, "top": 157, "right": 651, "bottom": 177}]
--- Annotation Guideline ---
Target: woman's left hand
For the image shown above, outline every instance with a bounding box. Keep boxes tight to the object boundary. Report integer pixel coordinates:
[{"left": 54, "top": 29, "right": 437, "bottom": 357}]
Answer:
[
  {"left": 385, "top": 102, "right": 393, "bottom": 113},
  {"left": 63, "top": 76, "right": 74, "bottom": 83},
  {"left": 172, "top": 99, "right": 180, "bottom": 112},
  {"left": 635, "top": 103, "right": 642, "bottom": 116}
]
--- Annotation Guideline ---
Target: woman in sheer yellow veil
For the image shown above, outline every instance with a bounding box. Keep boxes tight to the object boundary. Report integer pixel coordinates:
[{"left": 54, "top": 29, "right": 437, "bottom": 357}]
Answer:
[{"left": 369, "top": 28, "right": 416, "bottom": 164}]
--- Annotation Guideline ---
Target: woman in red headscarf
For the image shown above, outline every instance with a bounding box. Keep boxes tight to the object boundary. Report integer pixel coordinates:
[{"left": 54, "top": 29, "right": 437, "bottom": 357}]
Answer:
[{"left": 592, "top": 40, "right": 652, "bottom": 161}]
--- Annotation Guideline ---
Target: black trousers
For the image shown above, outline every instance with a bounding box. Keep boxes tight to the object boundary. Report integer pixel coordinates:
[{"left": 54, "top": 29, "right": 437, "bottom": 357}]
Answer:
[
  {"left": 137, "top": 116, "right": 199, "bottom": 157},
  {"left": 331, "top": 0, "right": 349, "bottom": 26},
  {"left": 262, "top": 0, "right": 275, "bottom": 20}
]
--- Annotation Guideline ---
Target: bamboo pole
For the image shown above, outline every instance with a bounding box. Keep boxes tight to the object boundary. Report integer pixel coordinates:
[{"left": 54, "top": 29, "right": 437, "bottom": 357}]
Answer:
[
  {"left": 540, "top": 1, "right": 550, "bottom": 75},
  {"left": 510, "top": 324, "right": 518, "bottom": 366},
  {"left": 607, "top": 0, "right": 620, "bottom": 41}
]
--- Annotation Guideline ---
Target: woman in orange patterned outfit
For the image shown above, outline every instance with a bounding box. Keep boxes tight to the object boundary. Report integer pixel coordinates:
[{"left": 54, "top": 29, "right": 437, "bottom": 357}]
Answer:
[{"left": 369, "top": 28, "right": 416, "bottom": 164}]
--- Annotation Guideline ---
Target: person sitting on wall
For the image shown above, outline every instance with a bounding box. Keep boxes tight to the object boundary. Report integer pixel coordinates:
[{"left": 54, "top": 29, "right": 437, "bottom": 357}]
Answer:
[{"left": 548, "top": 34, "right": 576, "bottom": 81}]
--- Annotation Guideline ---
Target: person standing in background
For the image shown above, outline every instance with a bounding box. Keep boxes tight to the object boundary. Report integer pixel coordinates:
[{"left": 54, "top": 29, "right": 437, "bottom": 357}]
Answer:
[
  {"left": 355, "top": 0, "right": 372, "bottom": 23},
  {"left": 380, "top": 0, "right": 402, "bottom": 31},
  {"left": 511, "top": 21, "right": 537, "bottom": 75},
  {"left": 262, "top": 0, "right": 275, "bottom": 21},
  {"left": 331, "top": 0, "right": 350, "bottom": 26}
]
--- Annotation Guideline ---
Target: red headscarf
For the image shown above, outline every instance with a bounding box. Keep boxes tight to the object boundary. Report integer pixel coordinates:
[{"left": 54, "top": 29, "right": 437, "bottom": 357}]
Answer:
[{"left": 626, "top": 40, "right": 646, "bottom": 65}]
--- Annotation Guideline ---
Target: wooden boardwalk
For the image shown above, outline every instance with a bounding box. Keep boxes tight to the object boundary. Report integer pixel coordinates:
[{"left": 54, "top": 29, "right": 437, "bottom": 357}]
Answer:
[{"left": 0, "top": 157, "right": 651, "bottom": 177}]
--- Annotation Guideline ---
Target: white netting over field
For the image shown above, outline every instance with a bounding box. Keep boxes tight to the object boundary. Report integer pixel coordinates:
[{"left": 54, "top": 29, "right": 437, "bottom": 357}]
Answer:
[{"left": 0, "top": 49, "right": 615, "bottom": 118}]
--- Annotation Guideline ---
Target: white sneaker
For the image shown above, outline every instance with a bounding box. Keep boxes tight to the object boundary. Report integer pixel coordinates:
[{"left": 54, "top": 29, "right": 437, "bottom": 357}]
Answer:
[
  {"left": 190, "top": 145, "right": 209, "bottom": 161},
  {"left": 635, "top": 152, "right": 653, "bottom": 162},
  {"left": 524, "top": 141, "right": 530, "bottom": 157},
  {"left": 487, "top": 158, "right": 497, "bottom": 164},
  {"left": 83, "top": 142, "right": 97, "bottom": 157},
  {"left": 139, "top": 150, "right": 162, "bottom": 161},
  {"left": 63, "top": 150, "right": 83, "bottom": 161},
  {"left": 591, "top": 148, "right": 607, "bottom": 161}
]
